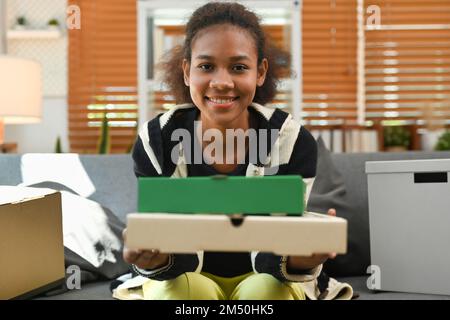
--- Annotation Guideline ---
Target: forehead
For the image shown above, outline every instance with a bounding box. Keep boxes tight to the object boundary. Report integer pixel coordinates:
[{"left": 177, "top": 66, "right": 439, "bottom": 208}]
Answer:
[{"left": 191, "top": 24, "right": 258, "bottom": 60}]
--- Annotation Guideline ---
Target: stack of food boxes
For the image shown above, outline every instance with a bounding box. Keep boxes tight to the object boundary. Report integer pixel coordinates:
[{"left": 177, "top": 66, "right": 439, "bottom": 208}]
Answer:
[{"left": 126, "top": 175, "right": 347, "bottom": 256}]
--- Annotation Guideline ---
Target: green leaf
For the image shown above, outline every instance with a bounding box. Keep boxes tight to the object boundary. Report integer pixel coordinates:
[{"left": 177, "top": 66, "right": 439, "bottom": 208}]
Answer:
[
  {"left": 97, "top": 113, "right": 111, "bottom": 154},
  {"left": 54, "top": 136, "right": 63, "bottom": 153}
]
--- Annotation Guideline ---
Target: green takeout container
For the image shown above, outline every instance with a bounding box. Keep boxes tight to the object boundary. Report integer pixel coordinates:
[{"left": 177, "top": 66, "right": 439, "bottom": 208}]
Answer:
[{"left": 138, "top": 175, "right": 305, "bottom": 215}]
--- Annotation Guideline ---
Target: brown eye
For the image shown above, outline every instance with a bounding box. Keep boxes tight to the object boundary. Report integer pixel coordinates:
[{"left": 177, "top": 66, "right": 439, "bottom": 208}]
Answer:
[
  {"left": 232, "top": 64, "right": 248, "bottom": 72},
  {"left": 198, "top": 64, "right": 213, "bottom": 71}
]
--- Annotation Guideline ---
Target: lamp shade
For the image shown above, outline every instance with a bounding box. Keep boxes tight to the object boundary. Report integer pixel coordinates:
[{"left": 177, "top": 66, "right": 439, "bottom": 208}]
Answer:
[{"left": 0, "top": 56, "right": 42, "bottom": 124}]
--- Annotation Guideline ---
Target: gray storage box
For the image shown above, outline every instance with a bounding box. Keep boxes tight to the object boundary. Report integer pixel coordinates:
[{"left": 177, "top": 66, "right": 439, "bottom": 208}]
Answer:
[{"left": 366, "top": 159, "right": 450, "bottom": 295}]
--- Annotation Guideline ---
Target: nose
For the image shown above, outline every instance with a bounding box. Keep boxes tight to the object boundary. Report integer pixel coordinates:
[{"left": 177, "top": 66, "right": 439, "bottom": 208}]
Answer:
[{"left": 209, "top": 69, "right": 234, "bottom": 90}]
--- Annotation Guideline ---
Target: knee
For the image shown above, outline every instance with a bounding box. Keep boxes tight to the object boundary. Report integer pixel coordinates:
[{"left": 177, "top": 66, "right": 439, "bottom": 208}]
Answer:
[
  {"left": 231, "top": 273, "right": 304, "bottom": 300},
  {"left": 144, "top": 272, "right": 225, "bottom": 300}
]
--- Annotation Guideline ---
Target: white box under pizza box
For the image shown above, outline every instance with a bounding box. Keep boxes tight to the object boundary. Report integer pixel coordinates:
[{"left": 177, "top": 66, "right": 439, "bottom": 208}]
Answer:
[{"left": 126, "top": 212, "right": 347, "bottom": 256}]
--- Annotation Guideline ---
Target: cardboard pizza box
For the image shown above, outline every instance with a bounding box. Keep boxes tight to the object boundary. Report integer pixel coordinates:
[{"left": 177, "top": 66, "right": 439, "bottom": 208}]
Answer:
[{"left": 126, "top": 212, "right": 347, "bottom": 256}]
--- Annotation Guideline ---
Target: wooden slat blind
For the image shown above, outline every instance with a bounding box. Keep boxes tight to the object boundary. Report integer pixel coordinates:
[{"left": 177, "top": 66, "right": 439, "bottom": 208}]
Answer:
[
  {"left": 364, "top": 0, "right": 450, "bottom": 125},
  {"left": 302, "top": 0, "right": 358, "bottom": 124},
  {"left": 67, "top": 1, "right": 450, "bottom": 153},
  {"left": 68, "top": 0, "right": 138, "bottom": 153}
]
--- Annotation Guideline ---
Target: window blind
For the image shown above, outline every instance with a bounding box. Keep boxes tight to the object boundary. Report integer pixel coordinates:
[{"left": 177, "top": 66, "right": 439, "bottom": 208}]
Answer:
[
  {"left": 364, "top": 0, "right": 450, "bottom": 126},
  {"left": 302, "top": 0, "right": 358, "bottom": 125},
  {"left": 68, "top": 0, "right": 138, "bottom": 153}
]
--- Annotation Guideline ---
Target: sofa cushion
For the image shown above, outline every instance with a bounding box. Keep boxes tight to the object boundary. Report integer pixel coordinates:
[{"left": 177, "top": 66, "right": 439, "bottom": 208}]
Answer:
[
  {"left": 17, "top": 154, "right": 137, "bottom": 223},
  {"left": 24, "top": 182, "right": 130, "bottom": 295},
  {"left": 0, "top": 154, "right": 22, "bottom": 185},
  {"left": 307, "top": 137, "right": 370, "bottom": 277},
  {"left": 35, "top": 281, "right": 114, "bottom": 300}
]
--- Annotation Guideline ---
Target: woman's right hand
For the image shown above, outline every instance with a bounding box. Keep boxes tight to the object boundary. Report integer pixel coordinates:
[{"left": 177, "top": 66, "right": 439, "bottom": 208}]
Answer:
[{"left": 122, "top": 229, "right": 170, "bottom": 270}]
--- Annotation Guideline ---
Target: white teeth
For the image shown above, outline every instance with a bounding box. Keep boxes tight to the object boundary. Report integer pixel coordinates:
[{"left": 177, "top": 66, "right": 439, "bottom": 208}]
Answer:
[{"left": 208, "top": 97, "right": 235, "bottom": 104}]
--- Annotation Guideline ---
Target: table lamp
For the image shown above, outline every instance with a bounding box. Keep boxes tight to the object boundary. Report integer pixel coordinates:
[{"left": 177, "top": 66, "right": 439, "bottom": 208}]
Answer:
[{"left": 0, "top": 55, "right": 42, "bottom": 146}]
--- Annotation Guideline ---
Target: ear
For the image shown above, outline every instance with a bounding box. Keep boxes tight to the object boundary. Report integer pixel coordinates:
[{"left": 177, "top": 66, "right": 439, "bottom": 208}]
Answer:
[
  {"left": 182, "top": 59, "right": 190, "bottom": 86},
  {"left": 256, "top": 58, "right": 268, "bottom": 87}
]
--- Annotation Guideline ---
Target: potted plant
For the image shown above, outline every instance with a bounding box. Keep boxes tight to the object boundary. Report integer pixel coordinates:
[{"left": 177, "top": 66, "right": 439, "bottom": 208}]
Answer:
[
  {"left": 54, "top": 136, "right": 63, "bottom": 153},
  {"left": 97, "top": 113, "right": 111, "bottom": 154},
  {"left": 434, "top": 130, "right": 450, "bottom": 151},
  {"left": 47, "top": 18, "right": 60, "bottom": 30},
  {"left": 383, "top": 126, "right": 411, "bottom": 152},
  {"left": 14, "top": 16, "right": 27, "bottom": 30}
]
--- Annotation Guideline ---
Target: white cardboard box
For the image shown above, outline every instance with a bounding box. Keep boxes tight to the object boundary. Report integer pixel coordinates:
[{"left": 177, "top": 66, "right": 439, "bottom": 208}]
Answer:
[{"left": 366, "top": 159, "right": 450, "bottom": 295}]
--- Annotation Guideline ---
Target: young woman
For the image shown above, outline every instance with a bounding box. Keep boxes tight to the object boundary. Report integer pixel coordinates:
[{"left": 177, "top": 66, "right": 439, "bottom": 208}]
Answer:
[{"left": 123, "top": 2, "right": 337, "bottom": 300}]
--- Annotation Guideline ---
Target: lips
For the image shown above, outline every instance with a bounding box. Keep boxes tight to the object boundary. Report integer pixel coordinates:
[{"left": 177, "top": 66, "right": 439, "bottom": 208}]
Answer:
[{"left": 205, "top": 96, "right": 239, "bottom": 108}]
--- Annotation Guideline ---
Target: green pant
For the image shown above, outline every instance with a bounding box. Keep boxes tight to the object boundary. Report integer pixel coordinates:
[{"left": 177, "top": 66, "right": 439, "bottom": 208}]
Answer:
[{"left": 142, "top": 272, "right": 306, "bottom": 300}]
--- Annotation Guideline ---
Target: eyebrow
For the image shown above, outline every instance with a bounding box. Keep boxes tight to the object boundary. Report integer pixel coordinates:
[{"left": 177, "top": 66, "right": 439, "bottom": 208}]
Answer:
[{"left": 194, "top": 55, "right": 251, "bottom": 61}]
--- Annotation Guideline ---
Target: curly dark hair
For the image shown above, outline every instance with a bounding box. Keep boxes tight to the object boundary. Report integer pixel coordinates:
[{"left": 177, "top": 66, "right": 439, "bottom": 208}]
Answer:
[{"left": 157, "top": 2, "right": 291, "bottom": 105}]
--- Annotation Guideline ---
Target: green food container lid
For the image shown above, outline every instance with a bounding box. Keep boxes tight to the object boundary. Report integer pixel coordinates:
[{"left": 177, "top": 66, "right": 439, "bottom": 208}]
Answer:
[{"left": 138, "top": 175, "right": 305, "bottom": 215}]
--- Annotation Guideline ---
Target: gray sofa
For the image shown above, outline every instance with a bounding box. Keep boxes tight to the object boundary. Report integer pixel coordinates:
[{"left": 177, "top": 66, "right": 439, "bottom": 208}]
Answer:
[{"left": 1, "top": 151, "right": 450, "bottom": 300}]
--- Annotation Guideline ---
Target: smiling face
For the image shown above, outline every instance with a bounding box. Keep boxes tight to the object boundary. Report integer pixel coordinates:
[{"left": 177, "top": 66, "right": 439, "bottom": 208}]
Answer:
[{"left": 182, "top": 24, "right": 268, "bottom": 130}]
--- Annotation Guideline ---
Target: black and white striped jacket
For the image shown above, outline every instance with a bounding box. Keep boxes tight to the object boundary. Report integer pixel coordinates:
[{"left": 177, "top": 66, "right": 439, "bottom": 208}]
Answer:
[{"left": 131, "top": 102, "right": 321, "bottom": 283}]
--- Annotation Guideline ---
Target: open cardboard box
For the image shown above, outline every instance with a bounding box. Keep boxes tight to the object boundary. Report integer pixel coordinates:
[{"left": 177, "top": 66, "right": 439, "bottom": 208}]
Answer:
[{"left": 0, "top": 187, "right": 65, "bottom": 299}]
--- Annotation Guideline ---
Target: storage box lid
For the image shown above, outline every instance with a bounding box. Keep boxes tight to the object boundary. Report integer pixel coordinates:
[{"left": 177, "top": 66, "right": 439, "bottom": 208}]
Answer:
[{"left": 365, "top": 159, "right": 450, "bottom": 174}]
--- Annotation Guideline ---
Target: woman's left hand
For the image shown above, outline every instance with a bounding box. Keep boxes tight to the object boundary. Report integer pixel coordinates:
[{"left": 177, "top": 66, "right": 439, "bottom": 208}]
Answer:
[{"left": 286, "top": 208, "right": 337, "bottom": 271}]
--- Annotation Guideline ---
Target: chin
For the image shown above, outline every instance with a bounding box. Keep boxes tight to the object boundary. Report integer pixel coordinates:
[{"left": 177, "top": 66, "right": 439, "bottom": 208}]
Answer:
[
  {"left": 196, "top": 100, "right": 249, "bottom": 127},
  {"left": 208, "top": 114, "right": 238, "bottom": 127}
]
